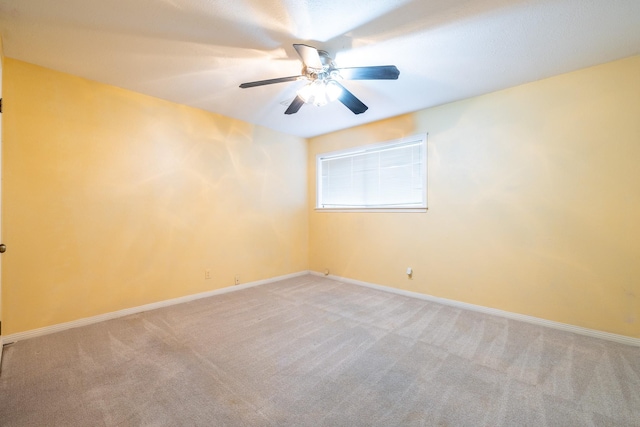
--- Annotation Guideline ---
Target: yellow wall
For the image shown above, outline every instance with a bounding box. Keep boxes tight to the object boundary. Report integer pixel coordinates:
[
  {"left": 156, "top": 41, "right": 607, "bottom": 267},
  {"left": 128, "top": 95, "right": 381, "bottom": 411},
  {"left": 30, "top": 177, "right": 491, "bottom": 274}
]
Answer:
[
  {"left": 2, "top": 55, "right": 639, "bottom": 339},
  {"left": 308, "top": 56, "right": 640, "bottom": 337},
  {"left": 1, "top": 58, "right": 308, "bottom": 335}
]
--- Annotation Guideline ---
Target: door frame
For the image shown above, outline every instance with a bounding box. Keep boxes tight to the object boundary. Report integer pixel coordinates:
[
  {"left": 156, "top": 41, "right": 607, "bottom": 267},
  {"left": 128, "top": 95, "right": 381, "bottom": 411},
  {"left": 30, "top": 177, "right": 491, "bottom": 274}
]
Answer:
[{"left": 0, "top": 45, "right": 4, "bottom": 362}]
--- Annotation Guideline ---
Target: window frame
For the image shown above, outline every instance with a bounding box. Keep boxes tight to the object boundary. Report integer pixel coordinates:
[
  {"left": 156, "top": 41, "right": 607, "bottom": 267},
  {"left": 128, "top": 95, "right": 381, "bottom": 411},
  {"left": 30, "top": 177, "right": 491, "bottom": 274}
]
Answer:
[{"left": 315, "top": 134, "right": 428, "bottom": 212}]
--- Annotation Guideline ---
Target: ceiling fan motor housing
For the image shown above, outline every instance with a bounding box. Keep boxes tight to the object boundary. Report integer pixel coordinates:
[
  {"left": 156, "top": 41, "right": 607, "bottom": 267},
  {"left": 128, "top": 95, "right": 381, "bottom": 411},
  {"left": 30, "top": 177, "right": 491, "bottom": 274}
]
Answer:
[{"left": 303, "top": 50, "right": 337, "bottom": 81}]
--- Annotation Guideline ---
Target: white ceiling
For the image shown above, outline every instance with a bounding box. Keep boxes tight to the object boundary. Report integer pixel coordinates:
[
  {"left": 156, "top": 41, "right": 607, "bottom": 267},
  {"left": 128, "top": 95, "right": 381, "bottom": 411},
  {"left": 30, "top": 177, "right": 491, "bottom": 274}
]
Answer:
[{"left": 0, "top": 0, "right": 639, "bottom": 138}]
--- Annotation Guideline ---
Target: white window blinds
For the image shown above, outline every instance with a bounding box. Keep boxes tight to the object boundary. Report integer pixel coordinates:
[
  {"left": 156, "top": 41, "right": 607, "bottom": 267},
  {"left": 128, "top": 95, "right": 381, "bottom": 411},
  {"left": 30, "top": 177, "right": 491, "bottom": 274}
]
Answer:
[{"left": 317, "top": 135, "right": 427, "bottom": 210}]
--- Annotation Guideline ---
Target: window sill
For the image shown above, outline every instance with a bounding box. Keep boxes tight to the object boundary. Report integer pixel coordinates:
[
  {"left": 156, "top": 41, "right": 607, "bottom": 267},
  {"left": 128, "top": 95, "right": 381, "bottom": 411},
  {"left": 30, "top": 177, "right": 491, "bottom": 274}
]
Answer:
[{"left": 314, "top": 208, "right": 427, "bottom": 213}]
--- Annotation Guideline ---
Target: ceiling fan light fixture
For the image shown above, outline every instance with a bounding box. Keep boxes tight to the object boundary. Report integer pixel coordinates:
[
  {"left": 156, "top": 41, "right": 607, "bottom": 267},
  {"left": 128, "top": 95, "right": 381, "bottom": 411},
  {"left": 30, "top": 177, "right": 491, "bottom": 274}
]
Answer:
[
  {"left": 297, "top": 80, "right": 326, "bottom": 106},
  {"left": 296, "top": 81, "right": 316, "bottom": 104},
  {"left": 297, "top": 79, "right": 343, "bottom": 107}
]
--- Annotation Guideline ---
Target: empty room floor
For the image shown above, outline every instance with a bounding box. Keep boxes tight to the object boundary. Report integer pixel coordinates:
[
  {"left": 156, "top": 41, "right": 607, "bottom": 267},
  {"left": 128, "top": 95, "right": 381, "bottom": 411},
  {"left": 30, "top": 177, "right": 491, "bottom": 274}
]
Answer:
[{"left": 1, "top": 274, "right": 639, "bottom": 426}]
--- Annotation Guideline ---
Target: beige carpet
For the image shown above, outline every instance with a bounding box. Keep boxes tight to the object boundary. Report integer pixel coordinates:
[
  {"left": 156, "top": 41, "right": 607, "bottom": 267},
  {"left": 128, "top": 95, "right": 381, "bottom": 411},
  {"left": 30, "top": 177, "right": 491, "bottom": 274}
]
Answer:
[{"left": 1, "top": 274, "right": 639, "bottom": 426}]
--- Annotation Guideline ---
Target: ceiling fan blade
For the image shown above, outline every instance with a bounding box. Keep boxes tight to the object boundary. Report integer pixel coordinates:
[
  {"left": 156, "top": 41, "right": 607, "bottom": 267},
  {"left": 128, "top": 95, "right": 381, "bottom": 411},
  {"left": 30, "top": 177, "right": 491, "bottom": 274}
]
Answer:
[
  {"left": 293, "top": 44, "right": 323, "bottom": 70},
  {"left": 284, "top": 96, "right": 305, "bottom": 115},
  {"left": 337, "top": 65, "right": 400, "bottom": 80},
  {"left": 334, "top": 82, "right": 368, "bottom": 115},
  {"left": 239, "top": 75, "right": 303, "bottom": 88}
]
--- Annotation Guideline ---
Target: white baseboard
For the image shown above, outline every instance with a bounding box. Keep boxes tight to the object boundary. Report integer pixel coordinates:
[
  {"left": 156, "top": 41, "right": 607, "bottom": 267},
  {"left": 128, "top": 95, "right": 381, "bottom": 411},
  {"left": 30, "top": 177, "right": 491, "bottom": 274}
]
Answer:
[
  {"left": 5, "top": 270, "right": 637, "bottom": 348},
  {"left": 2, "top": 270, "right": 310, "bottom": 344},
  {"left": 310, "top": 271, "right": 640, "bottom": 347}
]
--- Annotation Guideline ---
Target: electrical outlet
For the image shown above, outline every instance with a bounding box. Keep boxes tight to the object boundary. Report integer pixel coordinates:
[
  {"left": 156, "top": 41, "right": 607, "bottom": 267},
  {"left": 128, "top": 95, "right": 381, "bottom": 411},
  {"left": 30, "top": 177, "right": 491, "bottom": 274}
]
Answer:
[
  {"left": 205, "top": 269, "right": 211, "bottom": 279},
  {"left": 234, "top": 275, "right": 240, "bottom": 285}
]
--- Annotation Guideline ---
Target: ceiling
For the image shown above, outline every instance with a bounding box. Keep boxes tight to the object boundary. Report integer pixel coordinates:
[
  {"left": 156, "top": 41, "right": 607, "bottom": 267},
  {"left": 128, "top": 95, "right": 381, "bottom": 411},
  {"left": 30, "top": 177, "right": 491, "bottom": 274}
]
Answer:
[{"left": 0, "top": 0, "right": 639, "bottom": 138}]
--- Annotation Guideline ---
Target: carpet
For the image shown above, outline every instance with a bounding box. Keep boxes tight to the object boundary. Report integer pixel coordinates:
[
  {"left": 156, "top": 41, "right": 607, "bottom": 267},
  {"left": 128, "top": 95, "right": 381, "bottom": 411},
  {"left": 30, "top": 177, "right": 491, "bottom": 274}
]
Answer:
[{"left": 1, "top": 274, "right": 638, "bottom": 426}]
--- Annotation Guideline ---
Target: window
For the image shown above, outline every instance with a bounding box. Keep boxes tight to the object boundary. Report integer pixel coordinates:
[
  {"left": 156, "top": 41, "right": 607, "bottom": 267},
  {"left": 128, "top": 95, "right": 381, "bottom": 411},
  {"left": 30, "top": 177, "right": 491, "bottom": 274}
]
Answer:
[{"left": 316, "top": 134, "right": 427, "bottom": 211}]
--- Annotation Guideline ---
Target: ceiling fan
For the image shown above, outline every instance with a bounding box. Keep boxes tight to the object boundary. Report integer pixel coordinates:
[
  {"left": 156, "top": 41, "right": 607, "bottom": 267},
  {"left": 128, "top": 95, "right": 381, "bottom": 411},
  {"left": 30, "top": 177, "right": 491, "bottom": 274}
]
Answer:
[{"left": 239, "top": 44, "right": 400, "bottom": 115}]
